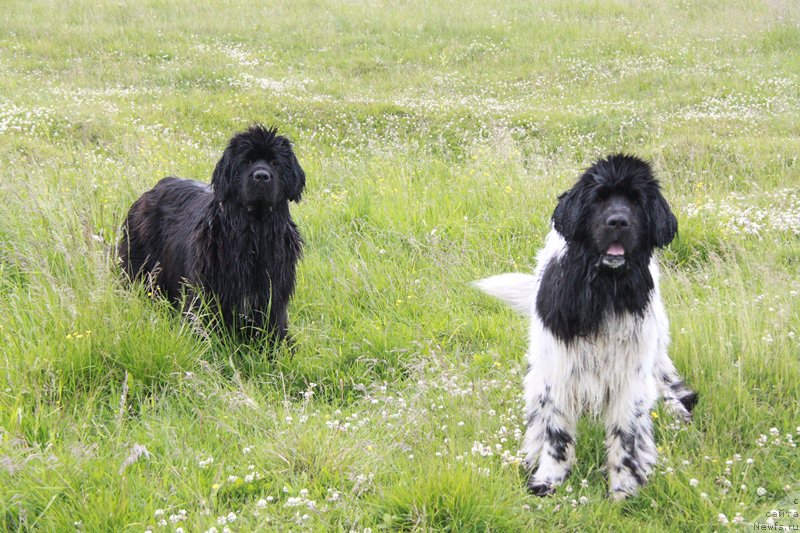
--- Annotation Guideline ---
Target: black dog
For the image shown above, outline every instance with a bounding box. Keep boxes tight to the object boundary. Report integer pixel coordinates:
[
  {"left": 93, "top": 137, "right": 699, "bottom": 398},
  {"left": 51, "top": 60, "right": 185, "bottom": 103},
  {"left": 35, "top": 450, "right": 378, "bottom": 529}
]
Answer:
[{"left": 119, "top": 125, "right": 305, "bottom": 340}]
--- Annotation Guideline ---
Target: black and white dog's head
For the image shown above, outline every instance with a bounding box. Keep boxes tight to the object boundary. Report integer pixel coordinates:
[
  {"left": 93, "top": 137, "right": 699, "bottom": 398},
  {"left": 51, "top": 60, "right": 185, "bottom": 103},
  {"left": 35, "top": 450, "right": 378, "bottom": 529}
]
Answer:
[
  {"left": 532, "top": 154, "right": 678, "bottom": 342},
  {"left": 211, "top": 124, "right": 305, "bottom": 216},
  {"left": 553, "top": 154, "right": 677, "bottom": 271}
]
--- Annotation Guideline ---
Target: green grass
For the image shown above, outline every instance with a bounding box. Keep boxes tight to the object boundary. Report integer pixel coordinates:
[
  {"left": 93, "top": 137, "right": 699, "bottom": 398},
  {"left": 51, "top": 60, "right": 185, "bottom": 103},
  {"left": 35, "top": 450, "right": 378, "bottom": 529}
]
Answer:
[{"left": 1, "top": 0, "right": 799, "bottom": 530}]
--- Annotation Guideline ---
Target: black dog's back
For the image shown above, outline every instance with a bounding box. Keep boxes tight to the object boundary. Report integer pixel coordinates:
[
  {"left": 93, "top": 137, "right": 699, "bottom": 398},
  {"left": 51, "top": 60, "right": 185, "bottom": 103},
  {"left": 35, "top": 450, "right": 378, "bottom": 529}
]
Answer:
[{"left": 119, "top": 177, "right": 211, "bottom": 300}]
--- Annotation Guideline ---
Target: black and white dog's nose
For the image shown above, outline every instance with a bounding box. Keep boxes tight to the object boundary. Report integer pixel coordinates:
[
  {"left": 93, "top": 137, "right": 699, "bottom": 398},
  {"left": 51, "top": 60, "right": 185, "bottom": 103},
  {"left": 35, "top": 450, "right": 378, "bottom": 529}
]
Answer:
[
  {"left": 253, "top": 169, "right": 272, "bottom": 182},
  {"left": 606, "top": 213, "right": 630, "bottom": 229}
]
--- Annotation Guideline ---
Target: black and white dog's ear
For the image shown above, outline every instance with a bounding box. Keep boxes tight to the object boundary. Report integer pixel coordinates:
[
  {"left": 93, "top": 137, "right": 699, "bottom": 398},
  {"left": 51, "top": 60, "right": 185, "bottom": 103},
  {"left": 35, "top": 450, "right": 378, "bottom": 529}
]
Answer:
[
  {"left": 648, "top": 190, "right": 678, "bottom": 247},
  {"left": 552, "top": 186, "right": 585, "bottom": 241},
  {"left": 211, "top": 148, "right": 234, "bottom": 201},
  {"left": 278, "top": 136, "right": 306, "bottom": 203}
]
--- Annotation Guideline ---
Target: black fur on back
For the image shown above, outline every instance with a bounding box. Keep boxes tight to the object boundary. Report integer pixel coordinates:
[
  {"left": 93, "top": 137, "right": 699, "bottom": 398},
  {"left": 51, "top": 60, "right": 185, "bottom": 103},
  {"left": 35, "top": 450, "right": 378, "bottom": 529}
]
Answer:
[
  {"left": 118, "top": 125, "right": 305, "bottom": 340},
  {"left": 536, "top": 154, "right": 677, "bottom": 344}
]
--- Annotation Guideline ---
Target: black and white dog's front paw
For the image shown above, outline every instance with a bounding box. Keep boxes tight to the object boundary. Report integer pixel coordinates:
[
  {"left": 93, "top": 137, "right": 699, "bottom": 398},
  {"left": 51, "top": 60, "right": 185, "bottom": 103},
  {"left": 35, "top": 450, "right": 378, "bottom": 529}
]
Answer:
[
  {"left": 527, "top": 478, "right": 556, "bottom": 497},
  {"left": 525, "top": 465, "right": 571, "bottom": 497},
  {"left": 608, "top": 488, "right": 634, "bottom": 501}
]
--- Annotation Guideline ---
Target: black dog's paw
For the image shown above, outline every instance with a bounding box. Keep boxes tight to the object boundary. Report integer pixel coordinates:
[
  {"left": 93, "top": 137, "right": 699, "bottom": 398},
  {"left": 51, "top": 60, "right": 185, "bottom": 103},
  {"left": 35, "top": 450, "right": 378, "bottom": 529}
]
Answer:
[{"left": 279, "top": 332, "right": 298, "bottom": 356}]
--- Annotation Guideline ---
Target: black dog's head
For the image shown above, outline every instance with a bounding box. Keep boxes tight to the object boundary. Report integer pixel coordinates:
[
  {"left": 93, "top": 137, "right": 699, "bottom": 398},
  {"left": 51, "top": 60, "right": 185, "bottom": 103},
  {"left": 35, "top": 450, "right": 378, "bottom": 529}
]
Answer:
[
  {"left": 552, "top": 154, "right": 677, "bottom": 271},
  {"left": 211, "top": 125, "right": 305, "bottom": 215}
]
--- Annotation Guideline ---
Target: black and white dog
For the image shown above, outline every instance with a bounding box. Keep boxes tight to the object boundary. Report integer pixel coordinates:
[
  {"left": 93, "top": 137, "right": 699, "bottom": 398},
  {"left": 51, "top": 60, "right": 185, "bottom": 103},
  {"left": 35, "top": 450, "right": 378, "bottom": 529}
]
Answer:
[
  {"left": 475, "top": 154, "right": 696, "bottom": 499},
  {"left": 119, "top": 125, "right": 305, "bottom": 340}
]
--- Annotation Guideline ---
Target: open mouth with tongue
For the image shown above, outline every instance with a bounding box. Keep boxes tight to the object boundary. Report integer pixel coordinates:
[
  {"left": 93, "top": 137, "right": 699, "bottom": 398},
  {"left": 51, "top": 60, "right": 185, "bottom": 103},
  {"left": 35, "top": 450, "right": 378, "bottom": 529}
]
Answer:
[{"left": 601, "top": 243, "right": 626, "bottom": 268}]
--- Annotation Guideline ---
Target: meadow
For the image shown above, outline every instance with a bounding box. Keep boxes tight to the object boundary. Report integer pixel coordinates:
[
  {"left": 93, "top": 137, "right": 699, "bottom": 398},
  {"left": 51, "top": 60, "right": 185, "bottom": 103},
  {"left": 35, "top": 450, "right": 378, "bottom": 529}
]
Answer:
[{"left": 1, "top": 0, "right": 798, "bottom": 530}]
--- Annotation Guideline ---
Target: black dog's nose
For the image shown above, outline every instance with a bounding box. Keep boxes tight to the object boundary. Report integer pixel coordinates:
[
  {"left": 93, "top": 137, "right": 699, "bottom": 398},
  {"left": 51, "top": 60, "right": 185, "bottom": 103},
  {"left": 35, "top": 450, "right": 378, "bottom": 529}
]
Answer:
[
  {"left": 253, "top": 170, "right": 271, "bottom": 182},
  {"left": 606, "top": 213, "right": 630, "bottom": 229}
]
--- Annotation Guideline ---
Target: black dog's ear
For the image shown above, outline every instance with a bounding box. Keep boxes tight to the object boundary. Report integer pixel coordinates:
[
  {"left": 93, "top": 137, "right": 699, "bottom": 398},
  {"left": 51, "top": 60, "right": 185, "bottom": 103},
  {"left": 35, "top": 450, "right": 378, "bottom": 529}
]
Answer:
[
  {"left": 278, "top": 137, "right": 306, "bottom": 202},
  {"left": 648, "top": 190, "right": 678, "bottom": 247},
  {"left": 211, "top": 148, "right": 234, "bottom": 201},
  {"left": 552, "top": 185, "right": 585, "bottom": 241}
]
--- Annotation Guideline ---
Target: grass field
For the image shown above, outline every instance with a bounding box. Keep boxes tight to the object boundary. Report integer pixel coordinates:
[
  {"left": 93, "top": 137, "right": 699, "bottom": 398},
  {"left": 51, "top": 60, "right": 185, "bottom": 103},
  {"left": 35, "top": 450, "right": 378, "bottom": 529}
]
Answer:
[{"left": 1, "top": 1, "right": 799, "bottom": 530}]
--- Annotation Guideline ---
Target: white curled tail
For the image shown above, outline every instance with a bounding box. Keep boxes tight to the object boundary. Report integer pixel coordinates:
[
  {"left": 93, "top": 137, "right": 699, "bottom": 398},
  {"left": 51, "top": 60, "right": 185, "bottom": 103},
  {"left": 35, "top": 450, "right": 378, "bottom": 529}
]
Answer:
[{"left": 473, "top": 273, "right": 537, "bottom": 316}]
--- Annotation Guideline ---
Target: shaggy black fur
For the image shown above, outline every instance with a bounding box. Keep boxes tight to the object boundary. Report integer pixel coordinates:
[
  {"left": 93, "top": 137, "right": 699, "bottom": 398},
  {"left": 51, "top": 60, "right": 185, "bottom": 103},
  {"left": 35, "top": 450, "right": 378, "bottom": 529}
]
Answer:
[
  {"left": 536, "top": 154, "right": 677, "bottom": 344},
  {"left": 118, "top": 125, "right": 305, "bottom": 340}
]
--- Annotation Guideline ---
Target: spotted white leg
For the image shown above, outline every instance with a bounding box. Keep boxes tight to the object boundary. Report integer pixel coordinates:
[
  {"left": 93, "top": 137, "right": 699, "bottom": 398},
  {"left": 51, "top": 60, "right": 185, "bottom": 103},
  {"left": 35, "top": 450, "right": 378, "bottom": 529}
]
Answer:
[
  {"left": 604, "top": 378, "right": 658, "bottom": 500},
  {"left": 651, "top": 292, "right": 698, "bottom": 422},
  {"left": 522, "top": 374, "right": 577, "bottom": 496},
  {"left": 655, "top": 352, "right": 698, "bottom": 422}
]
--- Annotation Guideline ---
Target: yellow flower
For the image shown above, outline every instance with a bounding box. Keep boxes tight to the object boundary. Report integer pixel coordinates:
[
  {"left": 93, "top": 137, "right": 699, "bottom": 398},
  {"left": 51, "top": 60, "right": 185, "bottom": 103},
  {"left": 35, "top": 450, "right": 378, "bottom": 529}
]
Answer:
[{"left": 650, "top": 411, "right": 659, "bottom": 419}]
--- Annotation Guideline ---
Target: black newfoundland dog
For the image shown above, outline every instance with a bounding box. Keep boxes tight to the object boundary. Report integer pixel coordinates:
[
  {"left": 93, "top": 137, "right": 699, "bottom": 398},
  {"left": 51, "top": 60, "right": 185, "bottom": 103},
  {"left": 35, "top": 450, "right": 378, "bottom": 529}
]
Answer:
[
  {"left": 119, "top": 125, "right": 305, "bottom": 340},
  {"left": 476, "top": 154, "right": 696, "bottom": 499}
]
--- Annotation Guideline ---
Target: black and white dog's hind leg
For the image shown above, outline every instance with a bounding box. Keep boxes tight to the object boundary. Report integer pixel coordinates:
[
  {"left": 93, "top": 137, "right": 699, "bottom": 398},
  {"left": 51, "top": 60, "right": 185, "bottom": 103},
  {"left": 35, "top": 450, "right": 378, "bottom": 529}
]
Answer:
[
  {"left": 652, "top": 298, "right": 698, "bottom": 422},
  {"left": 656, "top": 350, "right": 698, "bottom": 422}
]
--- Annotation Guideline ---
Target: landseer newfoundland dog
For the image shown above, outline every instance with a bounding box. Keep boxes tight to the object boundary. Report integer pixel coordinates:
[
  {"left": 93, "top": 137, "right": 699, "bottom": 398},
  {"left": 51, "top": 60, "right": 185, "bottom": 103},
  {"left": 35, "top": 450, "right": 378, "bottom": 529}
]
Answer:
[
  {"left": 476, "top": 154, "right": 697, "bottom": 500},
  {"left": 119, "top": 125, "right": 305, "bottom": 341}
]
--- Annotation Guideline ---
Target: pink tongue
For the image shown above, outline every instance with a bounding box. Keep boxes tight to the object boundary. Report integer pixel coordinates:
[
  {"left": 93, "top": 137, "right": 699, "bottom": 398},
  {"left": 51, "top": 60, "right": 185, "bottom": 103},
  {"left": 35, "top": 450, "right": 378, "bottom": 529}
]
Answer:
[{"left": 606, "top": 244, "right": 625, "bottom": 256}]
